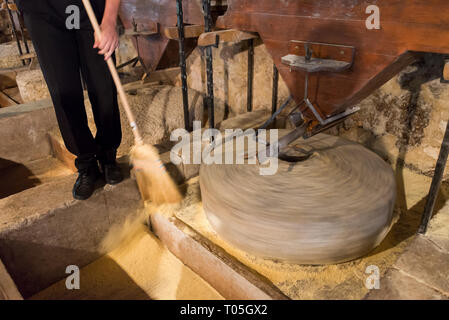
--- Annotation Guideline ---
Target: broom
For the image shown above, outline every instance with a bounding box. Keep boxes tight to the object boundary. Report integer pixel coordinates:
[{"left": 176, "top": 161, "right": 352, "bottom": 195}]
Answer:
[{"left": 81, "top": 0, "right": 182, "bottom": 204}]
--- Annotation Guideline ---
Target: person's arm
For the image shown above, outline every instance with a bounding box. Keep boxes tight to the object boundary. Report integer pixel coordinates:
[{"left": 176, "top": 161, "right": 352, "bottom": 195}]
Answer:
[{"left": 93, "top": 0, "right": 120, "bottom": 61}]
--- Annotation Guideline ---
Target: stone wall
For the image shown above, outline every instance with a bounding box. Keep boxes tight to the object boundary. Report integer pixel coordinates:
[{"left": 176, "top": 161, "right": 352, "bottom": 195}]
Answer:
[
  {"left": 334, "top": 54, "right": 449, "bottom": 176},
  {"left": 175, "top": 39, "right": 290, "bottom": 118}
]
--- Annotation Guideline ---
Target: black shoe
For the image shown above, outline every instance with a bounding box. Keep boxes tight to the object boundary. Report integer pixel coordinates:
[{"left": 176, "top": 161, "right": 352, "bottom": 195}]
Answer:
[
  {"left": 101, "top": 162, "right": 123, "bottom": 185},
  {"left": 72, "top": 165, "right": 100, "bottom": 200},
  {"left": 97, "top": 148, "right": 123, "bottom": 185}
]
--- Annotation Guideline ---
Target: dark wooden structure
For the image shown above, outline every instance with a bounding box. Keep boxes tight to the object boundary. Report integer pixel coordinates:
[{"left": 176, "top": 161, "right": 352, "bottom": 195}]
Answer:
[
  {"left": 216, "top": 0, "right": 449, "bottom": 131},
  {"left": 119, "top": 0, "right": 227, "bottom": 72}
]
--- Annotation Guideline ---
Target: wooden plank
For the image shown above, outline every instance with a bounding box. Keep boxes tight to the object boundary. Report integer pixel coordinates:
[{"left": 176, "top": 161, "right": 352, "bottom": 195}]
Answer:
[
  {"left": 288, "top": 40, "right": 355, "bottom": 64},
  {"left": 198, "top": 29, "right": 258, "bottom": 47},
  {"left": 163, "top": 25, "right": 204, "bottom": 40}
]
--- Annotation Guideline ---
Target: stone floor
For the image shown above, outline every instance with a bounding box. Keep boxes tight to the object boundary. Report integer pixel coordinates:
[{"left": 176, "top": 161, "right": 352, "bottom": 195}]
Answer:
[
  {"left": 175, "top": 167, "right": 449, "bottom": 300},
  {"left": 366, "top": 201, "right": 449, "bottom": 299}
]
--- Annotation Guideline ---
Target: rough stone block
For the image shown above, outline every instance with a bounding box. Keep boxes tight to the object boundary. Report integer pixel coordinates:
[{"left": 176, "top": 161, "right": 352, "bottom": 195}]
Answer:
[
  {"left": 0, "top": 99, "right": 57, "bottom": 166},
  {"left": 366, "top": 269, "right": 447, "bottom": 300},
  {"left": 393, "top": 235, "right": 449, "bottom": 296}
]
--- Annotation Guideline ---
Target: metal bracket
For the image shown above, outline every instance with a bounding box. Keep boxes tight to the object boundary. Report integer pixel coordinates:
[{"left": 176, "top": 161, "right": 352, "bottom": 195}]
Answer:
[{"left": 282, "top": 40, "right": 355, "bottom": 73}]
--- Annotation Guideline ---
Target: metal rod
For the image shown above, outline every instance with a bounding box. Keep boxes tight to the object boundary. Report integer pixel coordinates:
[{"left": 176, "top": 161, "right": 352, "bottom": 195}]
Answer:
[
  {"left": 259, "top": 96, "right": 292, "bottom": 130},
  {"left": 116, "top": 57, "right": 139, "bottom": 70},
  {"left": 247, "top": 38, "right": 254, "bottom": 112},
  {"left": 271, "top": 64, "right": 279, "bottom": 115},
  {"left": 202, "top": 0, "right": 215, "bottom": 129},
  {"left": 176, "top": 0, "right": 191, "bottom": 131},
  {"left": 418, "top": 118, "right": 449, "bottom": 234},
  {"left": 5, "top": 0, "right": 25, "bottom": 66}
]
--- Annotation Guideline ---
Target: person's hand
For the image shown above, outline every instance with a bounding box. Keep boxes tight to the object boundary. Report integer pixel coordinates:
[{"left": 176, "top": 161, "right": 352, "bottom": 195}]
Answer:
[{"left": 93, "top": 21, "right": 118, "bottom": 61}]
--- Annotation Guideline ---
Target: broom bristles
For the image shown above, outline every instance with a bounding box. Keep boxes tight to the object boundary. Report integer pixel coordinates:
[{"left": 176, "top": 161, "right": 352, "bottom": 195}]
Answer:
[{"left": 130, "top": 144, "right": 182, "bottom": 205}]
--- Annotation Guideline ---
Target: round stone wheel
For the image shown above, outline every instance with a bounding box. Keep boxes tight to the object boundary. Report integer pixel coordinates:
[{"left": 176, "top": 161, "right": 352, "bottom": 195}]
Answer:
[{"left": 199, "top": 132, "right": 396, "bottom": 265}]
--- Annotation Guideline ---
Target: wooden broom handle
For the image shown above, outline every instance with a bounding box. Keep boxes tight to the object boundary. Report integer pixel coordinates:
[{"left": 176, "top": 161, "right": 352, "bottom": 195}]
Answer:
[{"left": 81, "top": 0, "right": 143, "bottom": 145}]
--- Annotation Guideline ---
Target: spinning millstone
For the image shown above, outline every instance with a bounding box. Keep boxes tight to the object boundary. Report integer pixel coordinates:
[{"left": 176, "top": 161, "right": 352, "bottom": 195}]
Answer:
[{"left": 199, "top": 131, "right": 397, "bottom": 264}]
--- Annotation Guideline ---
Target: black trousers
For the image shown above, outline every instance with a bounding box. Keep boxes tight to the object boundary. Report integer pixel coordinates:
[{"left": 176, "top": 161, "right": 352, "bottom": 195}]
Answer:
[{"left": 22, "top": 8, "right": 121, "bottom": 168}]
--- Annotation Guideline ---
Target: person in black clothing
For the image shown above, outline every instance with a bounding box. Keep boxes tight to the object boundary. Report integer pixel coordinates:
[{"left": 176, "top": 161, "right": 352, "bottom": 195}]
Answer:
[{"left": 16, "top": 0, "right": 123, "bottom": 200}]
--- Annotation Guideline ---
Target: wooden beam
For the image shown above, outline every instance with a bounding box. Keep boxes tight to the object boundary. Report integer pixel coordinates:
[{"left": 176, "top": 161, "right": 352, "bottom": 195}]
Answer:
[
  {"left": 163, "top": 25, "right": 204, "bottom": 40},
  {"left": 198, "top": 29, "right": 258, "bottom": 47}
]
